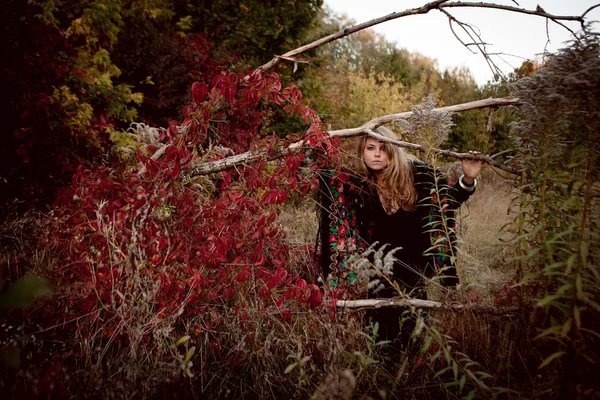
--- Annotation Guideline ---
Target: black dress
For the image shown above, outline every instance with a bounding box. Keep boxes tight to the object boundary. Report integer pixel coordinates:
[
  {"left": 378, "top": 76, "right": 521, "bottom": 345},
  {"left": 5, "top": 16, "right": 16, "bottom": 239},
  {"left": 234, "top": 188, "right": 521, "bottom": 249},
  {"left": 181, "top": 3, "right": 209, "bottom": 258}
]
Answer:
[
  {"left": 367, "top": 161, "right": 475, "bottom": 298},
  {"left": 318, "top": 162, "right": 475, "bottom": 292},
  {"left": 363, "top": 161, "right": 475, "bottom": 345}
]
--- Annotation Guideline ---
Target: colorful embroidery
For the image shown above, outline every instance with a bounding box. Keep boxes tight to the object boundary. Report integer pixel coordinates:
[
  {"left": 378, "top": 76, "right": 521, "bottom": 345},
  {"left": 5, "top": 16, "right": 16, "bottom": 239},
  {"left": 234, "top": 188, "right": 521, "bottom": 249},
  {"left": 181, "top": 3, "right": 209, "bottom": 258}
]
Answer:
[
  {"left": 321, "top": 168, "right": 460, "bottom": 288},
  {"left": 325, "top": 172, "right": 367, "bottom": 287}
]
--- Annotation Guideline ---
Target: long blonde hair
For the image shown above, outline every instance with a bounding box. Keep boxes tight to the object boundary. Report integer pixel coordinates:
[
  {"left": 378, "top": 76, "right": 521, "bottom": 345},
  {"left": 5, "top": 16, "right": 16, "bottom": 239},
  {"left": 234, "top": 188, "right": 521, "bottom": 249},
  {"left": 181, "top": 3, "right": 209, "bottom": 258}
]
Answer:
[{"left": 355, "top": 126, "right": 417, "bottom": 212}]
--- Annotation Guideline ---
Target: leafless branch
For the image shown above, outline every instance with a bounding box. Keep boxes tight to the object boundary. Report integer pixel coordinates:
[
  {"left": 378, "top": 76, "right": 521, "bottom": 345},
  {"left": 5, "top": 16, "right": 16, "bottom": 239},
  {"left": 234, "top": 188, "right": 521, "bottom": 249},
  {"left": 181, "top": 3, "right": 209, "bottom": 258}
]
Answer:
[
  {"left": 439, "top": 8, "right": 503, "bottom": 78},
  {"left": 336, "top": 298, "right": 519, "bottom": 314},
  {"left": 362, "top": 129, "right": 518, "bottom": 174},
  {"left": 490, "top": 148, "right": 514, "bottom": 159},
  {"left": 440, "top": 2, "right": 584, "bottom": 22},
  {"left": 258, "top": 1, "right": 587, "bottom": 75},
  {"left": 189, "top": 97, "right": 521, "bottom": 176},
  {"left": 582, "top": 3, "right": 600, "bottom": 19},
  {"left": 544, "top": 13, "right": 551, "bottom": 55},
  {"left": 258, "top": 0, "right": 451, "bottom": 72}
]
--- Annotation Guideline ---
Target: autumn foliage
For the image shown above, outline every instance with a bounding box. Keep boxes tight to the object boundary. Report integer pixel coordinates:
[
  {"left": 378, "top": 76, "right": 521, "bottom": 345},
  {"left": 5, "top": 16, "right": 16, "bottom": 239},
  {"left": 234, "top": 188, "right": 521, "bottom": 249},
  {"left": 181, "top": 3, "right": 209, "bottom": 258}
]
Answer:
[{"left": 2, "top": 1, "right": 599, "bottom": 398}]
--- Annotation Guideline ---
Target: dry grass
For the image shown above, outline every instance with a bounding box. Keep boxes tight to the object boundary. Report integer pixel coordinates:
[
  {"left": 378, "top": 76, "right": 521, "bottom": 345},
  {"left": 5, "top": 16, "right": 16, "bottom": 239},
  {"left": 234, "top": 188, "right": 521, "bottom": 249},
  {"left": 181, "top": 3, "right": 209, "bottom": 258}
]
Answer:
[
  {"left": 456, "top": 168, "right": 516, "bottom": 302},
  {"left": 0, "top": 170, "right": 534, "bottom": 399},
  {"left": 276, "top": 193, "right": 320, "bottom": 279}
]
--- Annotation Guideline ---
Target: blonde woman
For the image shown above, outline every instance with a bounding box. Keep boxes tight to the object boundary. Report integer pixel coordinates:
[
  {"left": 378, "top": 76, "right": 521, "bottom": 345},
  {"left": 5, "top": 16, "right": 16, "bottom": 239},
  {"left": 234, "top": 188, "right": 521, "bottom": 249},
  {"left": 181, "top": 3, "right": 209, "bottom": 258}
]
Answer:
[
  {"left": 355, "top": 126, "right": 482, "bottom": 298},
  {"left": 318, "top": 125, "right": 482, "bottom": 344}
]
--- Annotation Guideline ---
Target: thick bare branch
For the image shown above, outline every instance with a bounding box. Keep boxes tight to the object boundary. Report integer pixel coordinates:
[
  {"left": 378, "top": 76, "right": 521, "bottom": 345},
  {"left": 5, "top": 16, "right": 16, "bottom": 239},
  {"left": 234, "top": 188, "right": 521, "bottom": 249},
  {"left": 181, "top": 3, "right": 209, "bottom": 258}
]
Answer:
[
  {"left": 189, "top": 97, "right": 521, "bottom": 176},
  {"left": 259, "top": 0, "right": 451, "bottom": 72},
  {"left": 336, "top": 298, "right": 519, "bottom": 314},
  {"left": 441, "top": 2, "right": 584, "bottom": 22},
  {"left": 258, "top": 1, "right": 586, "bottom": 73},
  {"left": 313, "top": 97, "right": 522, "bottom": 138},
  {"left": 362, "top": 130, "right": 519, "bottom": 174},
  {"left": 583, "top": 4, "right": 600, "bottom": 19}
]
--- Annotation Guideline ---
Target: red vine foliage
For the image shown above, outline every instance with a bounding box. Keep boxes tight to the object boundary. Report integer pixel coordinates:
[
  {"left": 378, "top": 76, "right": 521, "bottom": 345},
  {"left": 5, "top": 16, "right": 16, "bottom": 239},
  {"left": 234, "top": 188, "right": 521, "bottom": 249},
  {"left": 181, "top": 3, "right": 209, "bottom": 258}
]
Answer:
[{"left": 25, "top": 69, "right": 339, "bottom": 387}]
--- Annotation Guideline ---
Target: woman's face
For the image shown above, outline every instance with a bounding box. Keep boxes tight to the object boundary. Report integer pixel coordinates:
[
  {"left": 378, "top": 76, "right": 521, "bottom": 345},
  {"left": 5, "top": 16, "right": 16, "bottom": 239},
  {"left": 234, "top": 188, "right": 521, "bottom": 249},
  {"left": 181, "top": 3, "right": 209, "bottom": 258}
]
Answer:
[{"left": 363, "top": 138, "right": 389, "bottom": 171}]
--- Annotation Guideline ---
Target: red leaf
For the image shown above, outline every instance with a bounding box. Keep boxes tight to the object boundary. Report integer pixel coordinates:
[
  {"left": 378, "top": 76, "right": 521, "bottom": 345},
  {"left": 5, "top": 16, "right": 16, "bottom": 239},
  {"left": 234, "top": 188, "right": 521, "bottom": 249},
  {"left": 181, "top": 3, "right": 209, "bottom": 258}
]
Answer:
[
  {"left": 275, "top": 295, "right": 284, "bottom": 309},
  {"left": 223, "top": 287, "right": 235, "bottom": 300},
  {"left": 191, "top": 82, "right": 208, "bottom": 104},
  {"left": 308, "top": 285, "right": 323, "bottom": 308},
  {"left": 235, "top": 267, "right": 251, "bottom": 283}
]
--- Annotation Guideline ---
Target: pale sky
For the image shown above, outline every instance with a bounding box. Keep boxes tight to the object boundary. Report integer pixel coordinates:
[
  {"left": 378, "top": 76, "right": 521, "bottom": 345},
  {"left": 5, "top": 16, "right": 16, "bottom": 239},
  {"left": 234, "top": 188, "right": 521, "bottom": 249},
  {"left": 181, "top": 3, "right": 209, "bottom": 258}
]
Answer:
[{"left": 324, "top": 0, "right": 600, "bottom": 85}]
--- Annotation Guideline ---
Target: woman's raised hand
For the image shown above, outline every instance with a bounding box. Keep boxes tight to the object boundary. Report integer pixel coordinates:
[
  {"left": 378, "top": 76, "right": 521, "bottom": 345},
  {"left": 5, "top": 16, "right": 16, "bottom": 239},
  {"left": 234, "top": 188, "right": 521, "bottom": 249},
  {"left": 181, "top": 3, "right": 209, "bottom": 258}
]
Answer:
[{"left": 461, "top": 151, "right": 483, "bottom": 185}]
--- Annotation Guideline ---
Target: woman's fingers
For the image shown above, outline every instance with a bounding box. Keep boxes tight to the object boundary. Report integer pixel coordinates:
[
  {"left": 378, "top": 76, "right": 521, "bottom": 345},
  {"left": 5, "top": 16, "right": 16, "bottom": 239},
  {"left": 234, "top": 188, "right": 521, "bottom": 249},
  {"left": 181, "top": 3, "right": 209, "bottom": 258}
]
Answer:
[{"left": 461, "top": 151, "right": 483, "bottom": 179}]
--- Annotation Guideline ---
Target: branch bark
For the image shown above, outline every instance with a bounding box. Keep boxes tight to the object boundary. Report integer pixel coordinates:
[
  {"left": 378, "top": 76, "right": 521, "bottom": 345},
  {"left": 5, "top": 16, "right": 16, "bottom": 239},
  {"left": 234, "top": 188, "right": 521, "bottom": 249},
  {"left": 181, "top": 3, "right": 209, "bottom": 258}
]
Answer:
[
  {"left": 258, "top": 0, "right": 586, "bottom": 74},
  {"left": 336, "top": 298, "right": 519, "bottom": 315},
  {"left": 190, "top": 96, "right": 521, "bottom": 176}
]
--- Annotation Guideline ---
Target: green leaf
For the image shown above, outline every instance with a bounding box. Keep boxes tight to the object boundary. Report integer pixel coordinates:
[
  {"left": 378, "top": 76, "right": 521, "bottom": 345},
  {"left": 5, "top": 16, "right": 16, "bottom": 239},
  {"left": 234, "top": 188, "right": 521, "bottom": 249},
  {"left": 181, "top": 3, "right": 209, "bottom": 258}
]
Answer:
[
  {"left": 573, "top": 306, "right": 582, "bottom": 329},
  {"left": 175, "top": 335, "right": 191, "bottom": 347},
  {"left": 580, "top": 242, "right": 588, "bottom": 266},
  {"left": 575, "top": 273, "right": 583, "bottom": 298},
  {"left": 373, "top": 340, "right": 392, "bottom": 347},
  {"left": 300, "top": 356, "right": 311, "bottom": 365},
  {"left": 537, "top": 294, "right": 561, "bottom": 307},
  {"left": 538, "top": 351, "right": 566, "bottom": 369},
  {"left": 475, "top": 371, "right": 493, "bottom": 379},
  {"left": 560, "top": 318, "right": 572, "bottom": 338},
  {"left": 365, "top": 357, "right": 378, "bottom": 365},
  {"left": 452, "top": 361, "right": 458, "bottom": 379},
  {"left": 421, "top": 335, "right": 433, "bottom": 354},
  {"left": 183, "top": 346, "right": 196, "bottom": 363},
  {"left": 430, "top": 350, "right": 442, "bottom": 361},
  {"left": 556, "top": 283, "right": 574, "bottom": 295},
  {"left": 434, "top": 366, "right": 451, "bottom": 378},
  {"left": 582, "top": 297, "right": 600, "bottom": 313},
  {"left": 534, "top": 325, "right": 561, "bottom": 340},
  {"left": 284, "top": 363, "right": 297, "bottom": 374},
  {"left": 565, "top": 254, "right": 577, "bottom": 274}
]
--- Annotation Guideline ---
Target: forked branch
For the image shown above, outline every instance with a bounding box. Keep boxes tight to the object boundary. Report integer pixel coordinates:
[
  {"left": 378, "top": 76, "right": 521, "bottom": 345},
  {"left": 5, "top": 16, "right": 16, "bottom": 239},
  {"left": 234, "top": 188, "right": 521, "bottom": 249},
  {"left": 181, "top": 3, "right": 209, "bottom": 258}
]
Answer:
[
  {"left": 259, "top": 0, "right": 588, "bottom": 74},
  {"left": 189, "top": 96, "right": 521, "bottom": 176}
]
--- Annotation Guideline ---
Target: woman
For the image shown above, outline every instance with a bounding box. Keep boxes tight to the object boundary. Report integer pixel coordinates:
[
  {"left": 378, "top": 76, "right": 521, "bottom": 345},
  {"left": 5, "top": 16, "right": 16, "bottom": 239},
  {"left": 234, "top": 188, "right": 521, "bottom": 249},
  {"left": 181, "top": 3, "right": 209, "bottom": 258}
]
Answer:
[
  {"left": 355, "top": 126, "right": 482, "bottom": 298},
  {"left": 318, "top": 126, "right": 482, "bottom": 342}
]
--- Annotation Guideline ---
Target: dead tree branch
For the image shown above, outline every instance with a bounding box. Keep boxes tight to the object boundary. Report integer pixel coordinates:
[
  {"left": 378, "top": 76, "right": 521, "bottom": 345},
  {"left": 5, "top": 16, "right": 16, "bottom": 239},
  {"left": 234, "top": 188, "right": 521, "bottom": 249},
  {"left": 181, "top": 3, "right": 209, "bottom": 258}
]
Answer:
[
  {"left": 258, "top": 1, "right": 587, "bottom": 74},
  {"left": 190, "top": 96, "right": 521, "bottom": 176},
  {"left": 259, "top": 0, "right": 450, "bottom": 72},
  {"left": 336, "top": 298, "right": 519, "bottom": 315}
]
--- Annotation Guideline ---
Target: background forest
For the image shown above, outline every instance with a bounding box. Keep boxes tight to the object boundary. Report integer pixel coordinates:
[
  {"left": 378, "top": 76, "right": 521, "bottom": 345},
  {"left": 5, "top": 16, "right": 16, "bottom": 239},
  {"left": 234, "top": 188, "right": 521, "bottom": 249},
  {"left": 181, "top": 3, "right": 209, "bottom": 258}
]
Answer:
[{"left": 1, "top": 0, "right": 598, "bottom": 399}]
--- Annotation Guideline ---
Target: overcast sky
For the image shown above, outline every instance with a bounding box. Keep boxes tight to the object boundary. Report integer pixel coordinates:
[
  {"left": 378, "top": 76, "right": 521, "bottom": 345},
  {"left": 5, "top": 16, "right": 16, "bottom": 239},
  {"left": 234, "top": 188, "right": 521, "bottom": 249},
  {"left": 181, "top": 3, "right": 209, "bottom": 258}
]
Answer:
[{"left": 324, "top": 0, "right": 600, "bottom": 85}]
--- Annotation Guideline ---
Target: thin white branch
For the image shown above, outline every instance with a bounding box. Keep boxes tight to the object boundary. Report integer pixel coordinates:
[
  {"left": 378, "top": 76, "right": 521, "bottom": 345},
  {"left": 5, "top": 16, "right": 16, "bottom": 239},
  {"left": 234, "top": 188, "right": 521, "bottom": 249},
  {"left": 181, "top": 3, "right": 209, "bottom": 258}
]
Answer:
[{"left": 336, "top": 298, "right": 519, "bottom": 314}]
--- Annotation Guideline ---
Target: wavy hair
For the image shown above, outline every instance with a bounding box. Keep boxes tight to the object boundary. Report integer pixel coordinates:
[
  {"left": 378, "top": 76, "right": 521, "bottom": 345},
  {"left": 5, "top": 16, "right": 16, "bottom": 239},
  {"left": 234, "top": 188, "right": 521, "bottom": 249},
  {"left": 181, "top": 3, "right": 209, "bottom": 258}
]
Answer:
[{"left": 355, "top": 126, "right": 417, "bottom": 212}]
